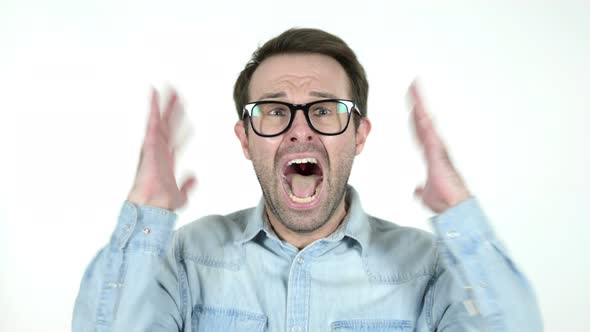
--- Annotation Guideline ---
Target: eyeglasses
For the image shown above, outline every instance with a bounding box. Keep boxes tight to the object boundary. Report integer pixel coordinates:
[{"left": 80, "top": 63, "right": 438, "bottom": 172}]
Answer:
[{"left": 242, "top": 99, "right": 362, "bottom": 137}]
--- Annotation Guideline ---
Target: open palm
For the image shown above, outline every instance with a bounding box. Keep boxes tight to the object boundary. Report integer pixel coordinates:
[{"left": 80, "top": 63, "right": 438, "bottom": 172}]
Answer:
[
  {"left": 127, "top": 89, "right": 196, "bottom": 211},
  {"left": 409, "top": 82, "right": 471, "bottom": 213}
]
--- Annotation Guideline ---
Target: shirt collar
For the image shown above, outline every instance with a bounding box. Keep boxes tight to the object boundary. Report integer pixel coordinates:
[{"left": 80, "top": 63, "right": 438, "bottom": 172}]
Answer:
[
  {"left": 236, "top": 185, "right": 370, "bottom": 254},
  {"left": 236, "top": 197, "right": 267, "bottom": 245},
  {"left": 341, "top": 185, "right": 370, "bottom": 254}
]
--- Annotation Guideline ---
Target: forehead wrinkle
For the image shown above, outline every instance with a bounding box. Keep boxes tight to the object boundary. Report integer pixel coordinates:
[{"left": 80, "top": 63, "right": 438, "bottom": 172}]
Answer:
[
  {"left": 273, "top": 74, "right": 317, "bottom": 90},
  {"left": 249, "top": 54, "right": 351, "bottom": 102},
  {"left": 260, "top": 74, "right": 325, "bottom": 100}
]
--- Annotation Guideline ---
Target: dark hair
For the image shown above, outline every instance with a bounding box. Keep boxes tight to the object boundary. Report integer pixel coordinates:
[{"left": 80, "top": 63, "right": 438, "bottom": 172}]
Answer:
[{"left": 233, "top": 28, "right": 368, "bottom": 129}]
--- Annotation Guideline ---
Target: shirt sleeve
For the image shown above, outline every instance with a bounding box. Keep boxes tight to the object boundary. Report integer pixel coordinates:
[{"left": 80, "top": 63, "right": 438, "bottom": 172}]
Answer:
[
  {"left": 428, "top": 197, "right": 543, "bottom": 331},
  {"left": 72, "top": 201, "right": 183, "bottom": 332}
]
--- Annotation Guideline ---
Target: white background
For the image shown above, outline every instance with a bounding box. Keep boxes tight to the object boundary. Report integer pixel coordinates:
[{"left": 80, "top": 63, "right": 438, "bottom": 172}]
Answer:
[{"left": 1, "top": 1, "right": 588, "bottom": 331}]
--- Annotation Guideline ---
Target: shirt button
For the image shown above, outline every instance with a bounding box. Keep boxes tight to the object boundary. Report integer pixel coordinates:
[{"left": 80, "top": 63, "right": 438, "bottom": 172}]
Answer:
[
  {"left": 446, "top": 231, "right": 460, "bottom": 239},
  {"left": 291, "top": 326, "right": 302, "bottom": 332},
  {"left": 297, "top": 257, "right": 304, "bottom": 265},
  {"left": 143, "top": 227, "right": 151, "bottom": 235}
]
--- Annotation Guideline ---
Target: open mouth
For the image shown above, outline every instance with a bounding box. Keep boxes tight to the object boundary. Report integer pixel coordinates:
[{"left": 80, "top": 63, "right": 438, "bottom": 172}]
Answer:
[{"left": 281, "top": 157, "right": 324, "bottom": 204}]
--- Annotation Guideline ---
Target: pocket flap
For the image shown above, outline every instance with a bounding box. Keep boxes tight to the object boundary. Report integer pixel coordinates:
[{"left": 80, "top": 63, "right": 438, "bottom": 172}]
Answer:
[
  {"left": 331, "top": 319, "right": 413, "bottom": 331},
  {"left": 192, "top": 305, "right": 267, "bottom": 332}
]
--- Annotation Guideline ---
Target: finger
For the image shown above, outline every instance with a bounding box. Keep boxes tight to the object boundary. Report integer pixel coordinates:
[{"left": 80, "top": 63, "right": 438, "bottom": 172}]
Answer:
[
  {"left": 169, "top": 147, "right": 176, "bottom": 170},
  {"left": 413, "top": 185, "right": 424, "bottom": 198},
  {"left": 162, "top": 90, "right": 180, "bottom": 137},
  {"left": 180, "top": 176, "right": 197, "bottom": 194},
  {"left": 415, "top": 107, "right": 452, "bottom": 165},
  {"left": 408, "top": 81, "right": 428, "bottom": 143},
  {"left": 168, "top": 100, "right": 186, "bottom": 144},
  {"left": 170, "top": 117, "right": 193, "bottom": 154},
  {"left": 411, "top": 102, "right": 428, "bottom": 144},
  {"left": 409, "top": 82, "right": 435, "bottom": 143},
  {"left": 163, "top": 89, "right": 178, "bottom": 119},
  {"left": 408, "top": 83, "right": 447, "bottom": 161},
  {"left": 409, "top": 80, "right": 423, "bottom": 106},
  {"left": 178, "top": 176, "right": 197, "bottom": 205},
  {"left": 413, "top": 106, "right": 440, "bottom": 149},
  {"left": 147, "top": 88, "right": 161, "bottom": 135}
]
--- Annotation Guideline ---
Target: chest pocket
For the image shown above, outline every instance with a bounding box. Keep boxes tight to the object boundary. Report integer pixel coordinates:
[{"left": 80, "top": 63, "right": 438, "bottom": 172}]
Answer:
[
  {"left": 331, "top": 319, "right": 413, "bottom": 332},
  {"left": 192, "top": 305, "right": 267, "bottom": 332}
]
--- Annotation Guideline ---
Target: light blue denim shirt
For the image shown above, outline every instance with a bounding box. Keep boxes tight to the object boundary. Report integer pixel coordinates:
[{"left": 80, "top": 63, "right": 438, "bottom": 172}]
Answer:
[{"left": 73, "top": 186, "right": 542, "bottom": 331}]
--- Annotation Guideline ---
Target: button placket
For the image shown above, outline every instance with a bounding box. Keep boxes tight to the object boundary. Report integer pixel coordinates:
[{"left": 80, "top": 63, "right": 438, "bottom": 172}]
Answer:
[
  {"left": 286, "top": 251, "right": 310, "bottom": 332},
  {"left": 296, "top": 256, "right": 304, "bottom": 265}
]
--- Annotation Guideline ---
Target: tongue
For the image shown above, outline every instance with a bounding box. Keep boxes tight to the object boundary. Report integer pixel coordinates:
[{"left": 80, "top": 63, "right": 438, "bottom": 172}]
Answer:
[{"left": 290, "top": 174, "right": 319, "bottom": 198}]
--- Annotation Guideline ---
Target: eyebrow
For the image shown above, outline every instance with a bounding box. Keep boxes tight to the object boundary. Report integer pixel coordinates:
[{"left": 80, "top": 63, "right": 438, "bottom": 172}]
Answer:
[
  {"left": 258, "top": 92, "right": 286, "bottom": 100},
  {"left": 257, "top": 91, "right": 339, "bottom": 100},
  {"left": 309, "top": 91, "right": 339, "bottom": 99}
]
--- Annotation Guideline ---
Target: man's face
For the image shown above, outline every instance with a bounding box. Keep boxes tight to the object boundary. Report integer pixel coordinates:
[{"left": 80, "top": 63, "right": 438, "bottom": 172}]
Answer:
[{"left": 235, "top": 53, "right": 370, "bottom": 233}]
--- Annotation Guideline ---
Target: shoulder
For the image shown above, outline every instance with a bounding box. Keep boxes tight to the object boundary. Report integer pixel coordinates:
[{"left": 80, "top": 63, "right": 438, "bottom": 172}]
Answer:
[
  {"left": 362, "top": 215, "right": 440, "bottom": 283},
  {"left": 367, "top": 215, "right": 437, "bottom": 258},
  {"left": 176, "top": 208, "right": 253, "bottom": 242},
  {"left": 171, "top": 208, "right": 256, "bottom": 269}
]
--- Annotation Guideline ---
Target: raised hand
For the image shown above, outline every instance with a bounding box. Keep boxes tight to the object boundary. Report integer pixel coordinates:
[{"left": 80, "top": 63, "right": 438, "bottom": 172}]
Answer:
[
  {"left": 409, "top": 81, "right": 471, "bottom": 213},
  {"left": 127, "top": 89, "right": 196, "bottom": 211}
]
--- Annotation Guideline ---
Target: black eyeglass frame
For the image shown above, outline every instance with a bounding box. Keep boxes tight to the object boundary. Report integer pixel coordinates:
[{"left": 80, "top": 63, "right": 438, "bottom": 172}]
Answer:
[{"left": 241, "top": 99, "right": 362, "bottom": 137}]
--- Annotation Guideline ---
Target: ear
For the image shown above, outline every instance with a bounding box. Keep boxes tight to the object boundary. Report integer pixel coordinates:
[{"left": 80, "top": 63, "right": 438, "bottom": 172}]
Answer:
[
  {"left": 354, "top": 117, "right": 371, "bottom": 155},
  {"left": 234, "top": 120, "right": 251, "bottom": 160}
]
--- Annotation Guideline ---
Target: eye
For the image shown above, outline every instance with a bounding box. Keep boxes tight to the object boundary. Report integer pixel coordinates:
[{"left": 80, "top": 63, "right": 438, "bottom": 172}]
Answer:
[
  {"left": 257, "top": 103, "right": 290, "bottom": 117},
  {"left": 268, "top": 108, "right": 287, "bottom": 116},
  {"left": 313, "top": 108, "right": 331, "bottom": 116}
]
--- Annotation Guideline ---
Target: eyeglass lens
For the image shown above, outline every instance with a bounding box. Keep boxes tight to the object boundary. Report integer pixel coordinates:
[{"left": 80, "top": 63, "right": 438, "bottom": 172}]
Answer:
[{"left": 250, "top": 101, "right": 350, "bottom": 136}]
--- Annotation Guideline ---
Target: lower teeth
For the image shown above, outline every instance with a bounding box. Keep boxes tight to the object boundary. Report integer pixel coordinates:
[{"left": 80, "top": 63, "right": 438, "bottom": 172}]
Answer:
[{"left": 287, "top": 187, "right": 319, "bottom": 203}]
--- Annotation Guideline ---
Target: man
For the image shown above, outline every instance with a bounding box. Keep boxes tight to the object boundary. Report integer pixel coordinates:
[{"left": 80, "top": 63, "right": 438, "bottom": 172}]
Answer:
[{"left": 73, "top": 28, "right": 542, "bottom": 331}]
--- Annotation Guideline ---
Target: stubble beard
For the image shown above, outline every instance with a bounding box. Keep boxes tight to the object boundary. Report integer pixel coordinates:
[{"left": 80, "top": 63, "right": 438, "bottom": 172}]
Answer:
[{"left": 251, "top": 145, "right": 356, "bottom": 234}]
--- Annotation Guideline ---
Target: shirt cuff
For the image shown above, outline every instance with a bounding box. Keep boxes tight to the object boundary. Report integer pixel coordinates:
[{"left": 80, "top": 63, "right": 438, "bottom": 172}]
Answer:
[
  {"left": 430, "top": 197, "right": 504, "bottom": 317},
  {"left": 110, "top": 201, "right": 178, "bottom": 250},
  {"left": 429, "top": 197, "right": 496, "bottom": 257}
]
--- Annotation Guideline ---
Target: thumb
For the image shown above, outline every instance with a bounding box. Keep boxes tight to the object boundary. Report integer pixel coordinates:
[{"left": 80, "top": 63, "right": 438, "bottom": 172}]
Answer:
[
  {"left": 413, "top": 185, "right": 424, "bottom": 199},
  {"left": 179, "top": 176, "right": 197, "bottom": 205}
]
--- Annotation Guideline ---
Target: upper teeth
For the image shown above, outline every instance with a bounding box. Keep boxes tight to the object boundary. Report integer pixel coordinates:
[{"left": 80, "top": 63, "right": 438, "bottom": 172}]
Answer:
[{"left": 288, "top": 158, "right": 317, "bottom": 166}]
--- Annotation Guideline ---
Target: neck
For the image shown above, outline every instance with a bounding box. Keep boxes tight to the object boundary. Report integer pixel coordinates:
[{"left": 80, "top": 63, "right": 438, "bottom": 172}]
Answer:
[{"left": 265, "top": 197, "right": 348, "bottom": 250}]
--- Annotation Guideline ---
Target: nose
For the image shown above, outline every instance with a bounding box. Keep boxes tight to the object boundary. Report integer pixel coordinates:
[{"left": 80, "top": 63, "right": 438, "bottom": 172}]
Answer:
[{"left": 287, "top": 109, "right": 314, "bottom": 142}]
